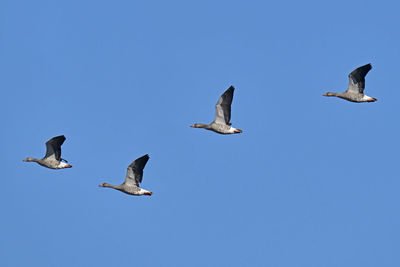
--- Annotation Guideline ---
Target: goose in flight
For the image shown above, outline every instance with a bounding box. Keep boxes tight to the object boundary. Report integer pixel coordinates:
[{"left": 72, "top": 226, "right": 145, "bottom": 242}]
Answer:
[
  {"left": 323, "top": 63, "right": 377, "bottom": 103},
  {"left": 99, "top": 154, "right": 152, "bottom": 196},
  {"left": 23, "top": 135, "right": 72, "bottom": 169},
  {"left": 191, "top": 86, "right": 243, "bottom": 134}
]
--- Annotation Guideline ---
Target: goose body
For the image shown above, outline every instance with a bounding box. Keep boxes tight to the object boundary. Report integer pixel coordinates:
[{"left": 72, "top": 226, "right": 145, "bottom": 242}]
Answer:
[
  {"left": 323, "top": 63, "right": 377, "bottom": 103},
  {"left": 191, "top": 86, "right": 243, "bottom": 134},
  {"left": 99, "top": 154, "right": 153, "bottom": 196},
  {"left": 23, "top": 135, "right": 72, "bottom": 170}
]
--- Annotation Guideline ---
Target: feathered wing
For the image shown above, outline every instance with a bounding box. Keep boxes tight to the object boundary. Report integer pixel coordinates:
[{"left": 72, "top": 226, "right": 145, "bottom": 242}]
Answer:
[
  {"left": 214, "top": 86, "right": 234, "bottom": 125},
  {"left": 346, "top": 63, "right": 372, "bottom": 94},
  {"left": 44, "top": 135, "right": 66, "bottom": 160},
  {"left": 124, "top": 154, "right": 150, "bottom": 186}
]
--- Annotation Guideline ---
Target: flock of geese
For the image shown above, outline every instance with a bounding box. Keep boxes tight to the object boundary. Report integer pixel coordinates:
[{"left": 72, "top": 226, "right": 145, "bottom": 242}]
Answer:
[{"left": 23, "top": 63, "right": 376, "bottom": 196}]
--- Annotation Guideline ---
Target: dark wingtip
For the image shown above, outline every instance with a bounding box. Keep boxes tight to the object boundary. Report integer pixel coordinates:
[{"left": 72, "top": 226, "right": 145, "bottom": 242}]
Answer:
[
  {"left": 141, "top": 154, "right": 150, "bottom": 162},
  {"left": 362, "top": 63, "right": 372, "bottom": 71},
  {"left": 52, "top": 135, "right": 66, "bottom": 143}
]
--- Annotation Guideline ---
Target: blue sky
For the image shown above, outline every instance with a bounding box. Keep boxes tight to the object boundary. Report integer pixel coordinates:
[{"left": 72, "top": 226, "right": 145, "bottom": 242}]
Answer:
[{"left": 1, "top": 0, "right": 400, "bottom": 266}]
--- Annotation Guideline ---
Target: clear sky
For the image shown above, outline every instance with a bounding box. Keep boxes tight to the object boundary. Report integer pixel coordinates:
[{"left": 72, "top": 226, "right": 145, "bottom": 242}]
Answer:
[{"left": 1, "top": 0, "right": 400, "bottom": 266}]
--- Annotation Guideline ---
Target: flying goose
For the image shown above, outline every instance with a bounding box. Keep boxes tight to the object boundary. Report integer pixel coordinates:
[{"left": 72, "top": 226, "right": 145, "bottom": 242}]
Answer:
[
  {"left": 323, "top": 63, "right": 377, "bottom": 103},
  {"left": 191, "top": 86, "right": 243, "bottom": 134},
  {"left": 99, "top": 154, "right": 152, "bottom": 196},
  {"left": 23, "top": 135, "right": 72, "bottom": 169}
]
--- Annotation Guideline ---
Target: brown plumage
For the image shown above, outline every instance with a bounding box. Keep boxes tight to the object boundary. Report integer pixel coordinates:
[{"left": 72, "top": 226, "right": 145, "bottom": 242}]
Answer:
[
  {"left": 323, "top": 63, "right": 377, "bottom": 103},
  {"left": 23, "top": 135, "right": 72, "bottom": 169},
  {"left": 99, "top": 154, "right": 153, "bottom": 196}
]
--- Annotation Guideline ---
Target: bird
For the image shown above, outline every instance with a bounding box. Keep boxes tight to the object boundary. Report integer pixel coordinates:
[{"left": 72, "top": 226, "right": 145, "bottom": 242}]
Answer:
[
  {"left": 99, "top": 154, "right": 153, "bottom": 196},
  {"left": 23, "top": 135, "right": 72, "bottom": 169},
  {"left": 323, "top": 63, "right": 377, "bottom": 103},
  {"left": 191, "top": 85, "right": 243, "bottom": 134}
]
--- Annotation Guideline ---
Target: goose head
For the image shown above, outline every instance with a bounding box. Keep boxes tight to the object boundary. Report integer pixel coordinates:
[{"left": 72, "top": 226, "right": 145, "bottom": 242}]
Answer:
[
  {"left": 323, "top": 92, "right": 337, "bottom": 97},
  {"left": 23, "top": 157, "right": 35, "bottom": 162},
  {"left": 99, "top": 183, "right": 110, "bottom": 187},
  {"left": 190, "top": 123, "right": 208, "bottom": 128}
]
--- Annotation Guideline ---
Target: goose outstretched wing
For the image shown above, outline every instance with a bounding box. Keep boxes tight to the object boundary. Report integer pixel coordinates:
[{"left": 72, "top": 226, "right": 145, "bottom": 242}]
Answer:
[
  {"left": 347, "top": 63, "right": 372, "bottom": 94},
  {"left": 44, "top": 135, "right": 66, "bottom": 160},
  {"left": 124, "top": 154, "right": 150, "bottom": 186},
  {"left": 214, "top": 86, "right": 234, "bottom": 125}
]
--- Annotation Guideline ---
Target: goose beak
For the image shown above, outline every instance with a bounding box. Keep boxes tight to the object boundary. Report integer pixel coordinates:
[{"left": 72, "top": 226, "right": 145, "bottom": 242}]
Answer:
[
  {"left": 65, "top": 164, "right": 73, "bottom": 168},
  {"left": 99, "top": 184, "right": 104, "bottom": 187}
]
